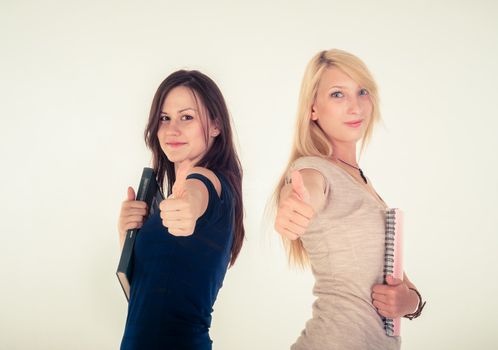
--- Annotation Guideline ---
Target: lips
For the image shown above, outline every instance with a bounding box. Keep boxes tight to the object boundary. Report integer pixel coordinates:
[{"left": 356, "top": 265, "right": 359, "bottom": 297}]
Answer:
[
  {"left": 165, "top": 142, "right": 187, "bottom": 148},
  {"left": 344, "top": 119, "right": 363, "bottom": 128}
]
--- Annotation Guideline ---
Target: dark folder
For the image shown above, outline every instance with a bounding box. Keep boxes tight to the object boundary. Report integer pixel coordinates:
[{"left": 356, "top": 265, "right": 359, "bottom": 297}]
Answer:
[{"left": 116, "top": 167, "right": 164, "bottom": 301}]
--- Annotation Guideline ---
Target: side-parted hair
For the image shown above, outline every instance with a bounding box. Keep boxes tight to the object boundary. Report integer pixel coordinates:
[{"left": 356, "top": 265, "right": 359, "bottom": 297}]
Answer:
[
  {"left": 273, "top": 49, "right": 381, "bottom": 267},
  {"left": 144, "top": 70, "right": 244, "bottom": 266}
]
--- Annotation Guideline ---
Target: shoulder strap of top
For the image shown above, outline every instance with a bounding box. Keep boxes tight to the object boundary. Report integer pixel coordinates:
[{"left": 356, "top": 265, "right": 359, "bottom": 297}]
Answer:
[{"left": 186, "top": 173, "right": 219, "bottom": 198}]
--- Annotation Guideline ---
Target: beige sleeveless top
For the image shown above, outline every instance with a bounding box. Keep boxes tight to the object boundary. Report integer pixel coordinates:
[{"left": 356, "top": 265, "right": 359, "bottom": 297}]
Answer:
[{"left": 288, "top": 156, "right": 401, "bottom": 350}]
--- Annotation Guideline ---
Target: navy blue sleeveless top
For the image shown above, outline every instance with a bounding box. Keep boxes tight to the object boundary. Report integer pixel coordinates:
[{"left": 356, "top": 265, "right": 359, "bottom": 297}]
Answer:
[{"left": 121, "top": 172, "right": 234, "bottom": 350}]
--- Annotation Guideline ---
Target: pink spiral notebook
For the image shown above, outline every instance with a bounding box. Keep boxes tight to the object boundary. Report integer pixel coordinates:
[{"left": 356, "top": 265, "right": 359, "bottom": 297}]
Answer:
[{"left": 383, "top": 208, "right": 404, "bottom": 336}]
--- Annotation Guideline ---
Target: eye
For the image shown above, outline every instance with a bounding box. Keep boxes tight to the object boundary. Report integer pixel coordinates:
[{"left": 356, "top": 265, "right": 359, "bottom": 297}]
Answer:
[
  {"left": 359, "top": 88, "right": 369, "bottom": 96},
  {"left": 330, "top": 91, "right": 344, "bottom": 98},
  {"left": 181, "top": 114, "right": 194, "bottom": 121},
  {"left": 159, "top": 115, "right": 170, "bottom": 122}
]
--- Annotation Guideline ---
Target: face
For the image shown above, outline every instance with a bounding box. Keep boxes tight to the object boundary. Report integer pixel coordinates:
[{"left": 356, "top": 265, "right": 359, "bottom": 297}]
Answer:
[
  {"left": 311, "top": 67, "right": 373, "bottom": 145},
  {"left": 157, "top": 86, "right": 220, "bottom": 167}
]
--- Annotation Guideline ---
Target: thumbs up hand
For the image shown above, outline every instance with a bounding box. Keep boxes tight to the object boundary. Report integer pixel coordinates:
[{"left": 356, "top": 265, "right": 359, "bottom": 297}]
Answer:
[
  {"left": 371, "top": 275, "right": 420, "bottom": 318},
  {"left": 171, "top": 160, "right": 191, "bottom": 199},
  {"left": 291, "top": 170, "right": 311, "bottom": 204},
  {"left": 159, "top": 160, "right": 197, "bottom": 236},
  {"left": 118, "top": 186, "right": 148, "bottom": 247},
  {"left": 274, "top": 170, "right": 315, "bottom": 240}
]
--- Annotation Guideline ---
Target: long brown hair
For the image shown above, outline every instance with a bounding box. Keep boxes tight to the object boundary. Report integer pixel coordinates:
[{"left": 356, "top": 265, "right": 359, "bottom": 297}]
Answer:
[{"left": 144, "top": 70, "right": 244, "bottom": 266}]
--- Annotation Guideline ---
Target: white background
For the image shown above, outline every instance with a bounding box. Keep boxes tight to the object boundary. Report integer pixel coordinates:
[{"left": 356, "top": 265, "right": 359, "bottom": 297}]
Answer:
[{"left": 1, "top": 0, "right": 497, "bottom": 349}]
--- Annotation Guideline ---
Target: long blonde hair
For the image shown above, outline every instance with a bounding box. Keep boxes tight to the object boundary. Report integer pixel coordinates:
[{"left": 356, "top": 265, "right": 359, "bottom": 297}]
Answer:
[{"left": 273, "top": 49, "right": 381, "bottom": 267}]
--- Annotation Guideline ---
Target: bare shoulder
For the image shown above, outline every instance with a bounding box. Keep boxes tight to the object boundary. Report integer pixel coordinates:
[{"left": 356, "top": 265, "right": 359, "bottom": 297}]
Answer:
[{"left": 186, "top": 166, "right": 222, "bottom": 197}]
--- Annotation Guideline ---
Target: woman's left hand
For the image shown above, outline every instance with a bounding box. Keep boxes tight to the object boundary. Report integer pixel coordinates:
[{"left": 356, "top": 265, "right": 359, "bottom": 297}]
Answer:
[{"left": 371, "top": 275, "right": 419, "bottom": 318}]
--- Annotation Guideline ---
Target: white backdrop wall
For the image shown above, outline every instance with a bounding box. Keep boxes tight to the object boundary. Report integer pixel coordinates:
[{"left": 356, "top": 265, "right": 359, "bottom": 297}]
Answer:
[{"left": 1, "top": 0, "right": 497, "bottom": 349}]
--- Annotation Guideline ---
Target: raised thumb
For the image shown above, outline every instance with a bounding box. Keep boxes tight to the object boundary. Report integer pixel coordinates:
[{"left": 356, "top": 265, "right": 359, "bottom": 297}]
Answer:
[
  {"left": 127, "top": 186, "right": 136, "bottom": 201},
  {"left": 291, "top": 170, "right": 310, "bottom": 203},
  {"left": 172, "top": 160, "right": 193, "bottom": 198}
]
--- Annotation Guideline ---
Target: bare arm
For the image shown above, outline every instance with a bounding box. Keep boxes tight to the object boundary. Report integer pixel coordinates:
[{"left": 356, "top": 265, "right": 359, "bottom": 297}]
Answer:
[
  {"left": 160, "top": 166, "right": 221, "bottom": 236},
  {"left": 182, "top": 166, "right": 221, "bottom": 219}
]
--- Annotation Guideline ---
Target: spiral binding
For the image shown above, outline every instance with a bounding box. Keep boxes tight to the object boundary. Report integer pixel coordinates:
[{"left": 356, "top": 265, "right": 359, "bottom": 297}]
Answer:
[{"left": 383, "top": 208, "right": 397, "bottom": 336}]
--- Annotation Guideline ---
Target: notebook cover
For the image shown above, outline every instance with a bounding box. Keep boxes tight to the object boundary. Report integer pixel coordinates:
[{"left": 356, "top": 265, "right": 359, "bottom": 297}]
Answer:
[{"left": 116, "top": 167, "right": 163, "bottom": 301}]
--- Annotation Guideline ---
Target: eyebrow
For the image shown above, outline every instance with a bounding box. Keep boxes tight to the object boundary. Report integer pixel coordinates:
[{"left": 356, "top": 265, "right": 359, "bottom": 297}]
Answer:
[
  {"left": 327, "top": 85, "right": 367, "bottom": 93},
  {"left": 329, "top": 85, "right": 364, "bottom": 90},
  {"left": 160, "top": 107, "right": 197, "bottom": 115}
]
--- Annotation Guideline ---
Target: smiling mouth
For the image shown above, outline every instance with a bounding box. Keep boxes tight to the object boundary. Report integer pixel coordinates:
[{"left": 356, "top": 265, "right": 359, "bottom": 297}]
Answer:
[
  {"left": 166, "top": 142, "right": 187, "bottom": 148},
  {"left": 344, "top": 120, "right": 363, "bottom": 128}
]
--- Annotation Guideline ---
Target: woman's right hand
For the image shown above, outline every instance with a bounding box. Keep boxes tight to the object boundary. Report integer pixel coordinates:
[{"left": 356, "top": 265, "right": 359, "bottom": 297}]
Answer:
[
  {"left": 118, "top": 186, "right": 147, "bottom": 247},
  {"left": 274, "top": 171, "right": 315, "bottom": 240}
]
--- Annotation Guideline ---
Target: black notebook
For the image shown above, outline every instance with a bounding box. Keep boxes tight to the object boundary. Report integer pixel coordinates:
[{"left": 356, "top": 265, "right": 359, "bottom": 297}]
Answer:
[{"left": 116, "top": 167, "right": 164, "bottom": 301}]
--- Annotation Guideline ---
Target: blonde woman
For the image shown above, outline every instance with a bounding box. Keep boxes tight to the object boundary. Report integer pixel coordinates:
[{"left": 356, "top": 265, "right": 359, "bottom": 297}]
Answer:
[{"left": 274, "top": 49, "right": 425, "bottom": 349}]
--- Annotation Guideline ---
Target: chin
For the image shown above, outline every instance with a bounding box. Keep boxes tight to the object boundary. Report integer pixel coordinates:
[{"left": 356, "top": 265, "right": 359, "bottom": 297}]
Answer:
[
  {"left": 329, "top": 132, "right": 363, "bottom": 144},
  {"left": 163, "top": 152, "right": 183, "bottom": 163},
  {"left": 349, "top": 129, "right": 366, "bottom": 142}
]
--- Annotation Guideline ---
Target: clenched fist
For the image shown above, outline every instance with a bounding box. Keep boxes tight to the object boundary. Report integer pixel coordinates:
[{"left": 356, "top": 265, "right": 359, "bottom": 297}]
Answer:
[{"left": 118, "top": 186, "right": 147, "bottom": 247}]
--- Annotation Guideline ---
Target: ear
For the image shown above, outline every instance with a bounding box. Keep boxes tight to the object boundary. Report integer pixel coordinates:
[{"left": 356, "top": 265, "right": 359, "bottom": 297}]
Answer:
[
  {"left": 311, "top": 103, "right": 318, "bottom": 121},
  {"left": 210, "top": 119, "right": 221, "bottom": 137},
  {"left": 210, "top": 128, "right": 220, "bottom": 137}
]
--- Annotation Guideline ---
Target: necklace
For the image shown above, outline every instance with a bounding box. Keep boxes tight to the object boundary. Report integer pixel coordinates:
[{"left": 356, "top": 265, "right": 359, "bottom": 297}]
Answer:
[{"left": 337, "top": 158, "right": 368, "bottom": 184}]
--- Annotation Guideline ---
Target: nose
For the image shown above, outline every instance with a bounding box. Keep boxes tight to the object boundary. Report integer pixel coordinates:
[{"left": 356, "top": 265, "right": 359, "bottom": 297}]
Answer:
[
  {"left": 347, "top": 96, "right": 361, "bottom": 115},
  {"left": 164, "top": 120, "right": 181, "bottom": 136}
]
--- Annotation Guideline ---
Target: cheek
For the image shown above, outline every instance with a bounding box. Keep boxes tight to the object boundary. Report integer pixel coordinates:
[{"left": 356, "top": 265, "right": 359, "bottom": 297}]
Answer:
[
  {"left": 157, "top": 123, "right": 166, "bottom": 137},
  {"left": 192, "top": 125, "right": 206, "bottom": 138},
  {"left": 362, "top": 99, "right": 373, "bottom": 115},
  {"left": 322, "top": 105, "right": 344, "bottom": 127},
  {"left": 189, "top": 124, "right": 208, "bottom": 148},
  {"left": 316, "top": 100, "right": 341, "bottom": 121},
  {"left": 362, "top": 102, "right": 373, "bottom": 129}
]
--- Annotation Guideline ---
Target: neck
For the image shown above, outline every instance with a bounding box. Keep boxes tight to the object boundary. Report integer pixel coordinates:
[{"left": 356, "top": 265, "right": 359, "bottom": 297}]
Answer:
[
  {"left": 174, "top": 156, "right": 201, "bottom": 175},
  {"left": 331, "top": 141, "right": 358, "bottom": 166}
]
